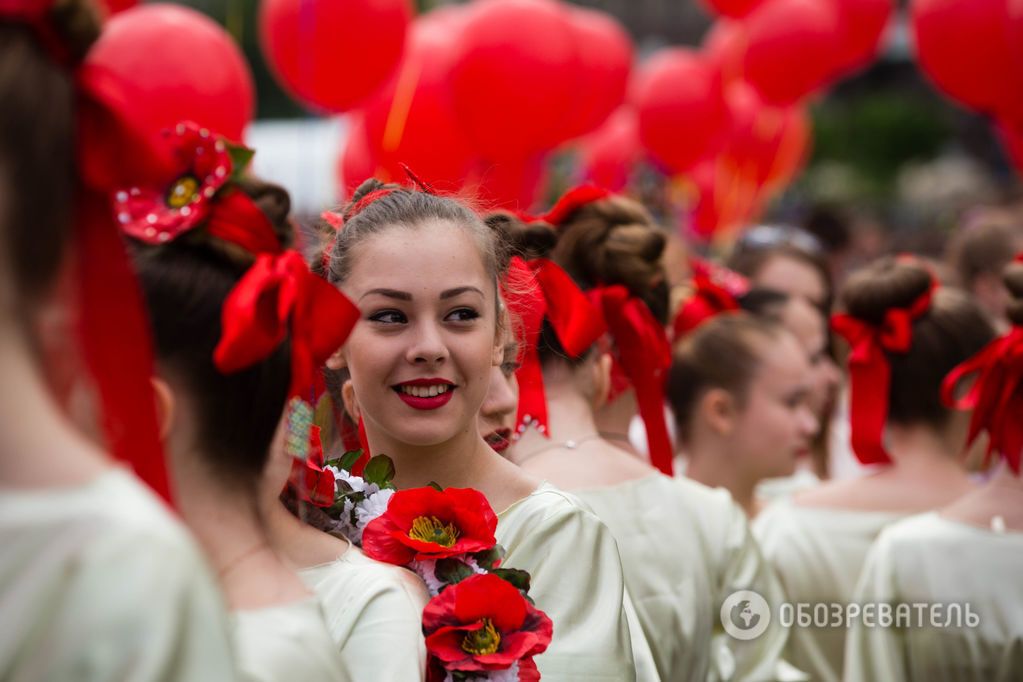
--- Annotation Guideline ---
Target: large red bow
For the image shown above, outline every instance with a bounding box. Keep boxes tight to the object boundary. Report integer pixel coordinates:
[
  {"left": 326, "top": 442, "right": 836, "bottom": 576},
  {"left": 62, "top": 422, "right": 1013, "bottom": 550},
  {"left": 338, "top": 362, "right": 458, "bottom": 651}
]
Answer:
[
  {"left": 214, "top": 251, "right": 359, "bottom": 399},
  {"left": 5, "top": 0, "right": 175, "bottom": 502},
  {"left": 942, "top": 327, "right": 1023, "bottom": 475},
  {"left": 540, "top": 185, "right": 610, "bottom": 227},
  {"left": 831, "top": 287, "right": 934, "bottom": 465},
  {"left": 589, "top": 286, "right": 674, "bottom": 475},
  {"left": 672, "top": 264, "right": 748, "bottom": 341},
  {"left": 503, "top": 257, "right": 606, "bottom": 437}
]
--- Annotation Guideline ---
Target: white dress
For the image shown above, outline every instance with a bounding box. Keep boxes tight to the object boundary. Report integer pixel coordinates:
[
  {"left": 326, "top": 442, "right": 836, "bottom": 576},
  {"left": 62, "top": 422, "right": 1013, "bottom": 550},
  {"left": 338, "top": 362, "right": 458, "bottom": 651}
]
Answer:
[
  {"left": 577, "top": 474, "right": 803, "bottom": 682},
  {"left": 752, "top": 498, "right": 904, "bottom": 682},
  {"left": 0, "top": 467, "right": 238, "bottom": 681},
  {"left": 299, "top": 543, "right": 429, "bottom": 680},
  {"left": 496, "top": 483, "right": 637, "bottom": 681},
  {"left": 845, "top": 512, "right": 1023, "bottom": 681},
  {"left": 232, "top": 598, "right": 349, "bottom": 682}
]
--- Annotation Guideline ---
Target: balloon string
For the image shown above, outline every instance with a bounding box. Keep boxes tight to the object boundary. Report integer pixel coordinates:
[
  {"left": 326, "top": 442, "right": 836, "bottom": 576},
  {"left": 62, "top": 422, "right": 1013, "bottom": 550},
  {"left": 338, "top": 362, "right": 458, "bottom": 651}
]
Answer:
[{"left": 382, "top": 56, "right": 423, "bottom": 153}]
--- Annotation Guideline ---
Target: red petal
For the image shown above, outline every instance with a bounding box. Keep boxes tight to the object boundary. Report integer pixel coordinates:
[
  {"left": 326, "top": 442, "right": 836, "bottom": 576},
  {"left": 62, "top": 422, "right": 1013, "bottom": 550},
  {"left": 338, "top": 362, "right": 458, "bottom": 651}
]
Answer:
[{"left": 452, "top": 574, "right": 527, "bottom": 631}]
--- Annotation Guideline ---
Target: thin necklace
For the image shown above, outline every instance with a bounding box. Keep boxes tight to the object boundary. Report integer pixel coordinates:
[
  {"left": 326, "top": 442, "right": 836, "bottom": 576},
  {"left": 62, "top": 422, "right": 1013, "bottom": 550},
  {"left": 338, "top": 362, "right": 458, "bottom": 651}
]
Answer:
[
  {"left": 517, "top": 433, "right": 602, "bottom": 464},
  {"left": 217, "top": 540, "right": 270, "bottom": 578}
]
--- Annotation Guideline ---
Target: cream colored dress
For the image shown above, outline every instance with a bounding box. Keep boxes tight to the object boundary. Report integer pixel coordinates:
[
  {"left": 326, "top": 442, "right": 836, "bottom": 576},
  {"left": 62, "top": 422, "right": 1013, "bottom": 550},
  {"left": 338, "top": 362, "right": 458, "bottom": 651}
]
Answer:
[
  {"left": 0, "top": 467, "right": 238, "bottom": 681},
  {"left": 299, "top": 543, "right": 429, "bottom": 680},
  {"left": 496, "top": 483, "right": 637, "bottom": 681},
  {"left": 845, "top": 512, "right": 1023, "bottom": 681},
  {"left": 577, "top": 474, "right": 802, "bottom": 682},
  {"left": 232, "top": 598, "right": 349, "bottom": 682},
  {"left": 752, "top": 498, "right": 904, "bottom": 682}
]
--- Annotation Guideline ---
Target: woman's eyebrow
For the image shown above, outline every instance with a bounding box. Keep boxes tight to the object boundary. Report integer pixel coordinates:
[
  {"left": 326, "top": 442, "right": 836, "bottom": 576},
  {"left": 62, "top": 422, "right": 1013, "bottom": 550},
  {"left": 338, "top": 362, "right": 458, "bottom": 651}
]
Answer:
[
  {"left": 440, "top": 286, "right": 485, "bottom": 300},
  {"left": 360, "top": 288, "right": 412, "bottom": 301}
]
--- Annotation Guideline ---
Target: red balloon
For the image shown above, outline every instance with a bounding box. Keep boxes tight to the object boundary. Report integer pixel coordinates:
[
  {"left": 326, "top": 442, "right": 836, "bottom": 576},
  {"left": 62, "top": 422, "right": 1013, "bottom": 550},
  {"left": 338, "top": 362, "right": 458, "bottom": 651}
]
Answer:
[
  {"left": 633, "top": 48, "right": 729, "bottom": 173},
  {"left": 87, "top": 4, "right": 254, "bottom": 142},
  {"left": 702, "top": 20, "right": 747, "bottom": 87},
  {"left": 699, "top": 0, "right": 764, "bottom": 19},
  {"left": 360, "top": 9, "right": 478, "bottom": 192},
  {"left": 561, "top": 7, "right": 633, "bottom": 140},
  {"left": 577, "top": 107, "right": 641, "bottom": 192},
  {"left": 260, "top": 0, "right": 412, "bottom": 113},
  {"left": 338, "top": 115, "right": 383, "bottom": 200},
  {"left": 832, "top": 0, "right": 894, "bottom": 74},
  {"left": 450, "top": 0, "right": 580, "bottom": 159},
  {"left": 720, "top": 83, "right": 811, "bottom": 188},
  {"left": 996, "top": 120, "right": 1023, "bottom": 175},
  {"left": 466, "top": 155, "right": 547, "bottom": 212},
  {"left": 742, "top": 0, "right": 842, "bottom": 106},
  {"left": 912, "top": 0, "right": 1022, "bottom": 117},
  {"left": 97, "top": 0, "right": 137, "bottom": 17}
]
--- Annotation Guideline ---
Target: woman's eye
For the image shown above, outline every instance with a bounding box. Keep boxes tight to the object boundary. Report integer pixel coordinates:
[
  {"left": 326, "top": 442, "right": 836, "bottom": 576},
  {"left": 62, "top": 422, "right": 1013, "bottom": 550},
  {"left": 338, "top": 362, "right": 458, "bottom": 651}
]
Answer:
[
  {"left": 446, "top": 307, "right": 481, "bottom": 322},
  {"left": 369, "top": 310, "right": 406, "bottom": 324}
]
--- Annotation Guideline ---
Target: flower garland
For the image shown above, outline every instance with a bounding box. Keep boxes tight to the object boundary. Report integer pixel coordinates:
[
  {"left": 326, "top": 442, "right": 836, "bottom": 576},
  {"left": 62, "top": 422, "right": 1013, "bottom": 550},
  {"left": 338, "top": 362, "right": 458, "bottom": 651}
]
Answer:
[{"left": 323, "top": 451, "right": 553, "bottom": 682}]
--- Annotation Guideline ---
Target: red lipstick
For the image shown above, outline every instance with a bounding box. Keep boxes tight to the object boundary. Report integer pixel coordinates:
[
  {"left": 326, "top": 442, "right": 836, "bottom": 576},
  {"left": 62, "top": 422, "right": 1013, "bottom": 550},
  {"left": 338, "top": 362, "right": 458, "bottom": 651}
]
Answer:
[
  {"left": 393, "top": 378, "right": 455, "bottom": 411},
  {"left": 484, "top": 428, "right": 512, "bottom": 453}
]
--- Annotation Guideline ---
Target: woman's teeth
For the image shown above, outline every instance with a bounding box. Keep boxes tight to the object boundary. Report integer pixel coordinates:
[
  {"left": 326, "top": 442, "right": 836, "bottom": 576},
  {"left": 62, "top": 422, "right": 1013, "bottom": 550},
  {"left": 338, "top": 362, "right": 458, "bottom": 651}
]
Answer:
[{"left": 399, "top": 384, "right": 450, "bottom": 398}]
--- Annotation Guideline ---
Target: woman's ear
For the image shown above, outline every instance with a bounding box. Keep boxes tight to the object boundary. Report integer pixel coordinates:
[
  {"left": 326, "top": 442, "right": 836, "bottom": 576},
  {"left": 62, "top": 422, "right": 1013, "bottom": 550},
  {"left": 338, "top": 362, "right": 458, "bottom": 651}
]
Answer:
[
  {"left": 590, "top": 352, "right": 614, "bottom": 410},
  {"left": 326, "top": 345, "right": 348, "bottom": 371},
  {"left": 341, "top": 379, "right": 360, "bottom": 422},
  {"left": 699, "top": 387, "right": 737, "bottom": 437},
  {"left": 150, "top": 377, "right": 176, "bottom": 441}
]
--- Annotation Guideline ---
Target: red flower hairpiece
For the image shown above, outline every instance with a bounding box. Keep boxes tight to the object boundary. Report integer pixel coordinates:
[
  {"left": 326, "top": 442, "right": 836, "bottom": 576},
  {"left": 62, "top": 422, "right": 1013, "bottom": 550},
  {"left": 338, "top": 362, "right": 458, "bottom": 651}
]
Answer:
[
  {"left": 832, "top": 281, "right": 936, "bottom": 465},
  {"left": 541, "top": 184, "right": 611, "bottom": 227}
]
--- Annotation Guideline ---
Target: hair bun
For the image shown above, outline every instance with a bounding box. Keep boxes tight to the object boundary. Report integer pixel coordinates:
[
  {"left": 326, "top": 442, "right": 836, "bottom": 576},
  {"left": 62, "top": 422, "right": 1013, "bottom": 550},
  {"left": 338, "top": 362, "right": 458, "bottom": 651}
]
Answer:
[
  {"left": 1003, "top": 259, "right": 1023, "bottom": 326},
  {"left": 350, "top": 178, "right": 389, "bottom": 204},
  {"left": 485, "top": 211, "right": 557, "bottom": 260},
  {"left": 840, "top": 256, "right": 933, "bottom": 324}
]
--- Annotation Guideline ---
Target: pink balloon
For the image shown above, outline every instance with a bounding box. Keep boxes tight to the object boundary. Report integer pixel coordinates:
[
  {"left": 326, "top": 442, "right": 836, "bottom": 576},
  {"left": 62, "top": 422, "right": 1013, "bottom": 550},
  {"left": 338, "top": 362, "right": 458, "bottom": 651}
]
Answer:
[
  {"left": 360, "top": 9, "right": 478, "bottom": 192},
  {"left": 742, "top": 0, "right": 842, "bottom": 106},
  {"left": 577, "top": 107, "right": 642, "bottom": 192},
  {"left": 260, "top": 0, "right": 412, "bottom": 113},
  {"left": 87, "top": 4, "right": 254, "bottom": 142},
  {"left": 450, "top": 0, "right": 580, "bottom": 159},
  {"left": 633, "top": 48, "right": 729, "bottom": 173},
  {"left": 832, "top": 0, "right": 894, "bottom": 74},
  {"left": 912, "top": 0, "right": 1023, "bottom": 117}
]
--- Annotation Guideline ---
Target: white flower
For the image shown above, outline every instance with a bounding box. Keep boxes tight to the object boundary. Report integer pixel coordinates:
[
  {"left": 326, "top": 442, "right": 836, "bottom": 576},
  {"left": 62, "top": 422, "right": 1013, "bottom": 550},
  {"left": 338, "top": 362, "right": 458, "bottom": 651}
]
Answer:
[
  {"left": 441, "top": 664, "right": 519, "bottom": 682},
  {"left": 355, "top": 488, "right": 394, "bottom": 530},
  {"left": 411, "top": 559, "right": 445, "bottom": 597},
  {"left": 326, "top": 466, "right": 380, "bottom": 496},
  {"left": 462, "top": 557, "right": 488, "bottom": 576}
]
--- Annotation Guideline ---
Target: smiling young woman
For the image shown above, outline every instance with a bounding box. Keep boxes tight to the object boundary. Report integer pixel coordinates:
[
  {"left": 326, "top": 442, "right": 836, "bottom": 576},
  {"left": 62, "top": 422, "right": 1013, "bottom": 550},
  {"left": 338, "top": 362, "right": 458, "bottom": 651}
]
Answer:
[{"left": 319, "top": 179, "right": 637, "bottom": 680}]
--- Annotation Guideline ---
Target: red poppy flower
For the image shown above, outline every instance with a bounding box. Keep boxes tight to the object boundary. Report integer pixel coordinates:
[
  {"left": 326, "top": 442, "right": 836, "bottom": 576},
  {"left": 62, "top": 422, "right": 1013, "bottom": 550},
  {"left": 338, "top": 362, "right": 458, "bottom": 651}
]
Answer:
[
  {"left": 114, "top": 121, "right": 233, "bottom": 244},
  {"left": 423, "top": 573, "right": 553, "bottom": 681},
  {"left": 362, "top": 487, "right": 498, "bottom": 564}
]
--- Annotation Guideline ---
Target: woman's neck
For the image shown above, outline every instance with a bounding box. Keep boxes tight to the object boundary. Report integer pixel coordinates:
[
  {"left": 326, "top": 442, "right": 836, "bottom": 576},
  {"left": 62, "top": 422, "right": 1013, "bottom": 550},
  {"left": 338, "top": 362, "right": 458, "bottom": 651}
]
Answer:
[
  {"left": 0, "top": 327, "right": 108, "bottom": 487},
  {"left": 594, "top": 388, "right": 639, "bottom": 455},
  {"left": 512, "top": 383, "right": 602, "bottom": 460},
  {"left": 682, "top": 435, "right": 759, "bottom": 516},
  {"left": 261, "top": 493, "right": 349, "bottom": 570},
  {"left": 885, "top": 424, "right": 972, "bottom": 481}
]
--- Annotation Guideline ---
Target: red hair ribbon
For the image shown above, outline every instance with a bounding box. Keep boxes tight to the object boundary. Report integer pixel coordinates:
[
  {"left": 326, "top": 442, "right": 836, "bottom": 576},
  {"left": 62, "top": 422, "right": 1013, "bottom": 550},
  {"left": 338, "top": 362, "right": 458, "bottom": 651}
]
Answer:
[
  {"left": 589, "top": 286, "right": 674, "bottom": 475},
  {"left": 541, "top": 185, "right": 611, "bottom": 227},
  {"left": 672, "top": 259, "right": 749, "bottom": 341},
  {"left": 289, "top": 425, "right": 336, "bottom": 507},
  {"left": 942, "top": 326, "right": 1023, "bottom": 475},
  {"left": 831, "top": 285, "right": 935, "bottom": 465},
  {"left": 503, "top": 257, "right": 607, "bottom": 437},
  {"left": 5, "top": 1, "right": 175, "bottom": 502}
]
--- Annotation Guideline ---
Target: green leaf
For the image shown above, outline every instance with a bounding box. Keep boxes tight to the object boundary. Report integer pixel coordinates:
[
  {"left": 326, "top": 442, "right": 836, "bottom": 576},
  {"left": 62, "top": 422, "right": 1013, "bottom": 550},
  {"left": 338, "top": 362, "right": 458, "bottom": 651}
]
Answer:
[
  {"left": 363, "top": 454, "right": 396, "bottom": 487},
  {"left": 337, "top": 449, "right": 364, "bottom": 473},
  {"left": 434, "top": 558, "right": 473, "bottom": 585},
  {"left": 426, "top": 481, "right": 444, "bottom": 492},
  {"left": 472, "top": 545, "right": 506, "bottom": 571},
  {"left": 492, "top": 568, "right": 531, "bottom": 593},
  {"left": 226, "top": 142, "right": 255, "bottom": 176}
]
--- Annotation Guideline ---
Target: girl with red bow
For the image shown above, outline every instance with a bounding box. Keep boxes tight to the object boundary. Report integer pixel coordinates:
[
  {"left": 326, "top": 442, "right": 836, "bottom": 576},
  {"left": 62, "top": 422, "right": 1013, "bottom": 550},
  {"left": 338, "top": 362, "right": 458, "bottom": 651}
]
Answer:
[
  {"left": 0, "top": 1, "right": 242, "bottom": 679},
  {"left": 319, "top": 178, "right": 637, "bottom": 681},
  {"left": 125, "top": 122, "right": 356, "bottom": 681},
  {"left": 844, "top": 257, "right": 1023, "bottom": 681},
  {"left": 752, "top": 256, "right": 995, "bottom": 682}
]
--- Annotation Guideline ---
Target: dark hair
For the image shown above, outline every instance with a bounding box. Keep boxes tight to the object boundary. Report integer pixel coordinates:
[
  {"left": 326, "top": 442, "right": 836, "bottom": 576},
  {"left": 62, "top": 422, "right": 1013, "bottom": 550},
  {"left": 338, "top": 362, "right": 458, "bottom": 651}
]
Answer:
[
  {"left": 131, "top": 179, "right": 295, "bottom": 490},
  {"left": 668, "top": 312, "right": 786, "bottom": 443},
  {"left": 1005, "top": 259, "right": 1023, "bottom": 325},
  {"left": 838, "top": 257, "right": 996, "bottom": 430},
  {"left": 320, "top": 178, "right": 508, "bottom": 286},
  {"left": 946, "top": 219, "right": 1023, "bottom": 288},
  {"left": 726, "top": 225, "right": 833, "bottom": 312},
  {"left": 0, "top": 0, "right": 100, "bottom": 324},
  {"left": 551, "top": 195, "right": 670, "bottom": 326}
]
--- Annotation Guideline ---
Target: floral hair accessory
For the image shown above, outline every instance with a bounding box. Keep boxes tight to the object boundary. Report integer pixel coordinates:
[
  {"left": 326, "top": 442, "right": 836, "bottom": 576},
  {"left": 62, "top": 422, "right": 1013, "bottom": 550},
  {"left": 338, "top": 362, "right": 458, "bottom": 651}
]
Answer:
[
  {"left": 502, "top": 256, "right": 607, "bottom": 438},
  {"left": 589, "top": 286, "right": 674, "bottom": 475},
  {"left": 942, "top": 325, "right": 1023, "bottom": 475},
  {"left": 540, "top": 185, "right": 610, "bottom": 227},
  {"left": 672, "top": 259, "right": 749, "bottom": 341},
  {"left": 424, "top": 573, "right": 553, "bottom": 682},
  {"left": 114, "top": 121, "right": 281, "bottom": 255},
  {"left": 832, "top": 280, "right": 936, "bottom": 465}
]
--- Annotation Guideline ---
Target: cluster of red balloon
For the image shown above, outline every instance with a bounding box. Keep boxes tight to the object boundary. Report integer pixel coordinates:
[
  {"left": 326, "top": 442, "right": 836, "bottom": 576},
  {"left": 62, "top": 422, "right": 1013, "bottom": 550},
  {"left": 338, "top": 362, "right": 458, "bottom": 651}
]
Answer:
[
  {"left": 331, "top": 0, "right": 633, "bottom": 210},
  {"left": 911, "top": 0, "right": 1023, "bottom": 176},
  {"left": 581, "top": 0, "right": 892, "bottom": 241}
]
